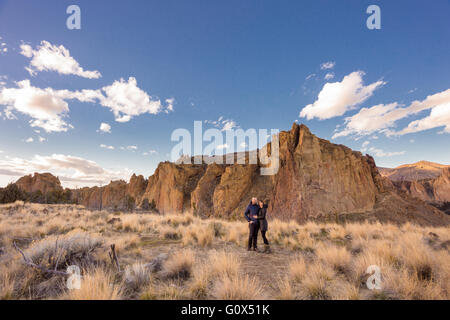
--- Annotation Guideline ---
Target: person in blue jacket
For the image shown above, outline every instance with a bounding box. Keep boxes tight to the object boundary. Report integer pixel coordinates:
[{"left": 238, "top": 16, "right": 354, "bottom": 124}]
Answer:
[{"left": 244, "top": 197, "right": 260, "bottom": 251}]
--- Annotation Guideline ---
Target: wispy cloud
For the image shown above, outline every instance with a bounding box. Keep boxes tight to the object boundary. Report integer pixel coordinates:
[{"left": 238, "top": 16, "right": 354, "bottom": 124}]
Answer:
[
  {"left": 100, "top": 144, "right": 114, "bottom": 150},
  {"left": 205, "top": 116, "right": 239, "bottom": 131},
  {"left": 360, "top": 141, "right": 405, "bottom": 157},
  {"left": 320, "top": 61, "right": 335, "bottom": 70},
  {"left": 333, "top": 89, "right": 450, "bottom": 138},
  {"left": 20, "top": 40, "right": 101, "bottom": 79}
]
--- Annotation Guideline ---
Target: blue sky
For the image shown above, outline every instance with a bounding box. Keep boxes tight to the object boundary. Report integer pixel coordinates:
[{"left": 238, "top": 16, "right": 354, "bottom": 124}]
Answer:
[{"left": 0, "top": 0, "right": 449, "bottom": 187}]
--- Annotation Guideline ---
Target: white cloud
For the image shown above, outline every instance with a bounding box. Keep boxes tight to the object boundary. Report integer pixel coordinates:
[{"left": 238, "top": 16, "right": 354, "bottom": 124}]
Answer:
[
  {"left": 0, "top": 153, "right": 131, "bottom": 187},
  {"left": 206, "top": 117, "right": 239, "bottom": 131},
  {"left": 240, "top": 142, "right": 248, "bottom": 148},
  {"left": 333, "top": 89, "right": 450, "bottom": 138},
  {"left": 0, "top": 78, "right": 173, "bottom": 131},
  {"left": 320, "top": 61, "right": 335, "bottom": 70},
  {"left": 165, "top": 98, "right": 175, "bottom": 113},
  {"left": 216, "top": 144, "right": 229, "bottom": 150},
  {"left": 300, "top": 71, "right": 385, "bottom": 120},
  {"left": 121, "top": 145, "right": 137, "bottom": 152},
  {"left": 305, "top": 73, "right": 316, "bottom": 80},
  {"left": 24, "top": 137, "right": 33, "bottom": 143},
  {"left": 38, "top": 136, "right": 46, "bottom": 143},
  {"left": 398, "top": 103, "right": 450, "bottom": 135},
  {"left": 0, "top": 80, "right": 79, "bottom": 132},
  {"left": 98, "top": 122, "right": 111, "bottom": 133},
  {"left": 99, "top": 77, "right": 172, "bottom": 122},
  {"left": 143, "top": 150, "right": 158, "bottom": 156},
  {"left": 20, "top": 41, "right": 101, "bottom": 79},
  {"left": 100, "top": 144, "right": 114, "bottom": 150},
  {"left": 366, "top": 147, "right": 405, "bottom": 157},
  {"left": 324, "top": 72, "right": 335, "bottom": 80},
  {"left": 360, "top": 141, "right": 405, "bottom": 157}
]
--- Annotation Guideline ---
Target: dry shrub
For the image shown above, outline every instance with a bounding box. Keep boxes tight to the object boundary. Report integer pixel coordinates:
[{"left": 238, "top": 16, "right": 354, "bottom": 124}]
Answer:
[
  {"left": 163, "top": 249, "right": 195, "bottom": 279},
  {"left": 158, "top": 226, "right": 180, "bottom": 240},
  {"left": 329, "top": 280, "right": 360, "bottom": 300},
  {"left": 208, "top": 250, "right": 240, "bottom": 278},
  {"left": 25, "top": 232, "right": 103, "bottom": 271},
  {"left": 299, "top": 262, "right": 335, "bottom": 300},
  {"left": 66, "top": 267, "right": 122, "bottom": 300},
  {"left": 188, "top": 265, "right": 211, "bottom": 299},
  {"left": 213, "top": 274, "right": 264, "bottom": 300},
  {"left": 289, "top": 256, "right": 307, "bottom": 282},
  {"left": 315, "top": 244, "right": 351, "bottom": 274},
  {"left": 276, "top": 276, "right": 295, "bottom": 300},
  {"left": 124, "top": 262, "right": 151, "bottom": 290}
]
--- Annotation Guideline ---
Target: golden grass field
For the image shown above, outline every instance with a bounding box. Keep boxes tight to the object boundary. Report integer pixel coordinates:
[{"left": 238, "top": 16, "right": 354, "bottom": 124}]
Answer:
[{"left": 0, "top": 201, "right": 449, "bottom": 300}]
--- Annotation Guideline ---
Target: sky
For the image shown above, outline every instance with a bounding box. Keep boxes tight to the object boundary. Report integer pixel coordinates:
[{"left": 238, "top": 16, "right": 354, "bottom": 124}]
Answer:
[{"left": 0, "top": 0, "right": 449, "bottom": 188}]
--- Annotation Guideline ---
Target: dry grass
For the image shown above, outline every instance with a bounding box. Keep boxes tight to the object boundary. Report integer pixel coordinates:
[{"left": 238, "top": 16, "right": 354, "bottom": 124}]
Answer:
[
  {"left": 213, "top": 274, "right": 264, "bottom": 300},
  {"left": 0, "top": 201, "right": 449, "bottom": 300},
  {"left": 163, "top": 249, "right": 195, "bottom": 279},
  {"left": 66, "top": 267, "right": 122, "bottom": 300}
]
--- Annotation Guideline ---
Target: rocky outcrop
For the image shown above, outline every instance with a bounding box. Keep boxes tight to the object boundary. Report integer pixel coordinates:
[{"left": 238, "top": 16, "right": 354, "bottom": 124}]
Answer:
[
  {"left": 379, "top": 161, "right": 449, "bottom": 181},
  {"left": 127, "top": 174, "right": 148, "bottom": 200},
  {"left": 8, "top": 124, "right": 449, "bottom": 225},
  {"left": 394, "top": 168, "right": 450, "bottom": 204},
  {"left": 142, "top": 163, "right": 206, "bottom": 214},
  {"left": 72, "top": 180, "right": 129, "bottom": 210},
  {"left": 15, "top": 173, "right": 63, "bottom": 194},
  {"left": 136, "top": 123, "right": 448, "bottom": 225}
]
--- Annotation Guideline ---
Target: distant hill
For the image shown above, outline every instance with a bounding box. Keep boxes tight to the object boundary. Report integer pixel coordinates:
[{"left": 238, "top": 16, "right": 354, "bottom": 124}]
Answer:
[{"left": 378, "top": 161, "right": 450, "bottom": 181}]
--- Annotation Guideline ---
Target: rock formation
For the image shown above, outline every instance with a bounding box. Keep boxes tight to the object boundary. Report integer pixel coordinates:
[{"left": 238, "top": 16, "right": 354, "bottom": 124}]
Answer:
[
  {"left": 393, "top": 167, "right": 450, "bottom": 204},
  {"left": 379, "top": 161, "right": 449, "bottom": 181},
  {"left": 15, "top": 173, "right": 63, "bottom": 194},
  {"left": 136, "top": 123, "right": 448, "bottom": 225},
  {"left": 8, "top": 123, "right": 450, "bottom": 225}
]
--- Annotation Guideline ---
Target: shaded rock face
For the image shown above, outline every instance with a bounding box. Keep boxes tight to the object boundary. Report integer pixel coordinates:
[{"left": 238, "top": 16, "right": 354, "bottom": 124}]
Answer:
[
  {"left": 71, "top": 175, "right": 148, "bottom": 210},
  {"left": 15, "top": 173, "right": 63, "bottom": 194},
  {"left": 394, "top": 168, "right": 450, "bottom": 204},
  {"left": 139, "top": 124, "right": 407, "bottom": 222},
  {"left": 127, "top": 174, "right": 148, "bottom": 200}
]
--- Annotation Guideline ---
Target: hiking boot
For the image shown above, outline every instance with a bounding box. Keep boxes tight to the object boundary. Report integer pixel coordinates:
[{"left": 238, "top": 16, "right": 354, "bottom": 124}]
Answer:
[
  {"left": 253, "top": 248, "right": 259, "bottom": 252},
  {"left": 247, "top": 247, "right": 252, "bottom": 251},
  {"left": 263, "top": 245, "right": 271, "bottom": 253}
]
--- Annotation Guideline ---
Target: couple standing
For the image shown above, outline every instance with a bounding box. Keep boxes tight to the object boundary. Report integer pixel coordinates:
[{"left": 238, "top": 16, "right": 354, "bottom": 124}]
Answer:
[{"left": 244, "top": 197, "right": 271, "bottom": 253}]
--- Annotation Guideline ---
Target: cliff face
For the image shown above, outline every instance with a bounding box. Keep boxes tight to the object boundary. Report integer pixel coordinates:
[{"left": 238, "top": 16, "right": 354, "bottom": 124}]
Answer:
[
  {"left": 72, "top": 177, "right": 148, "bottom": 210},
  {"left": 136, "top": 124, "right": 447, "bottom": 225},
  {"left": 9, "top": 123, "right": 449, "bottom": 225},
  {"left": 394, "top": 168, "right": 450, "bottom": 204},
  {"left": 15, "top": 173, "right": 63, "bottom": 194}
]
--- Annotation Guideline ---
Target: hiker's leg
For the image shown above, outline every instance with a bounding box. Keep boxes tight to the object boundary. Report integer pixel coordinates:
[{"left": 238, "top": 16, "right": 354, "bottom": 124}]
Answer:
[
  {"left": 261, "top": 231, "right": 269, "bottom": 245},
  {"left": 253, "top": 224, "right": 259, "bottom": 249},
  {"left": 248, "top": 224, "right": 253, "bottom": 249}
]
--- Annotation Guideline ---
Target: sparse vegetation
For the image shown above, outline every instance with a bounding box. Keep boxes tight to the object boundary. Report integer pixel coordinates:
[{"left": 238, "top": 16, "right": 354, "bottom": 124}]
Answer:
[{"left": 0, "top": 201, "right": 449, "bottom": 300}]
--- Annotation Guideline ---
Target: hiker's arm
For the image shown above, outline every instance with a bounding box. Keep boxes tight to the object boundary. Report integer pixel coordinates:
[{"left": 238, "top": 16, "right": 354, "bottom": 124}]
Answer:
[{"left": 244, "top": 206, "right": 251, "bottom": 222}]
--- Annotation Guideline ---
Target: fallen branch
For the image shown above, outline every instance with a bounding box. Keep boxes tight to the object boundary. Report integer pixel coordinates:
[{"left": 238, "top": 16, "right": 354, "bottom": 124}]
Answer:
[
  {"left": 109, "top": 244, "right": 121, "bottom": 272},
  {"left": 13, "top": 241, "right": 69, "bottom": 276}
]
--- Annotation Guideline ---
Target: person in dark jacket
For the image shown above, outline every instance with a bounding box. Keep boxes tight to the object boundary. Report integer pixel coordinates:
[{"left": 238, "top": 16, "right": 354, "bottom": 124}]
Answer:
[
  {"left": 258, "top": 200, "right": 271, "bottom": 253},
  {"left": 244, "top": 197, "right": 260, "bottom": 251}
]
